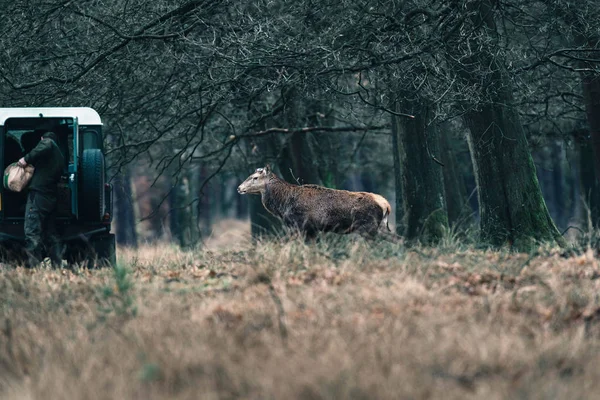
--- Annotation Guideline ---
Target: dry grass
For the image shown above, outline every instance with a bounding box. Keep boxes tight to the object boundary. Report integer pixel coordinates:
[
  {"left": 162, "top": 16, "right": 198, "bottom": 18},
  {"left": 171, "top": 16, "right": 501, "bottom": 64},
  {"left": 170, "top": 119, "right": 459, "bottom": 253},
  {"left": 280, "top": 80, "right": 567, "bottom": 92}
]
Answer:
[{"left": 1, "top": 223, "right": 600, "bottom": 399}]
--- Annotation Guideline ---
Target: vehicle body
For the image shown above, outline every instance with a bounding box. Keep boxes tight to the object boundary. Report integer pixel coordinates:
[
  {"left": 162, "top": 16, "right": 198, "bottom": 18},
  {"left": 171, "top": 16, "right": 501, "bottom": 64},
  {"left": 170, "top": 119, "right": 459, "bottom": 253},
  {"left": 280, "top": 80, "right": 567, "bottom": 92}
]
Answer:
[{"left": 0, "top": 107, "right": 115, "bottom": 267}]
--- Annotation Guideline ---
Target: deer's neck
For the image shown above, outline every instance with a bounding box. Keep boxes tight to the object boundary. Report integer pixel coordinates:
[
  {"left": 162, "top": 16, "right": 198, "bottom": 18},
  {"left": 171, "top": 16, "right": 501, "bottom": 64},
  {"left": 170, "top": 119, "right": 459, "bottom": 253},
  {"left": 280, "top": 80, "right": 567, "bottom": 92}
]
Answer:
[{"left": 261, "top": 177, "right": 292, "bottom": 218}]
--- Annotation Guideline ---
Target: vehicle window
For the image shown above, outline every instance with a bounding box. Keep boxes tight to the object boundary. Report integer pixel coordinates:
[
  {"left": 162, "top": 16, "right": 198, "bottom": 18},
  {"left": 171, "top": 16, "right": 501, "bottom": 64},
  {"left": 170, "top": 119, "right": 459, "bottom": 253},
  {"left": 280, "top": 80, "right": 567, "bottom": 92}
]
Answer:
[{"left": 4, "top": 117, "right": 73, "bottom": 171}]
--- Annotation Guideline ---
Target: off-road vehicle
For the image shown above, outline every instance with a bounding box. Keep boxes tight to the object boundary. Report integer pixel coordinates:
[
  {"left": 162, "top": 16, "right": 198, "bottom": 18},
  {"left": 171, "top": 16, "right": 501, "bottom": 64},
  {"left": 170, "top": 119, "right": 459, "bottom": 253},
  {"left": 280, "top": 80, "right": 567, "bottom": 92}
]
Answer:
[{"left": 0, "top": 107, "right": 115, "bottom": 267}]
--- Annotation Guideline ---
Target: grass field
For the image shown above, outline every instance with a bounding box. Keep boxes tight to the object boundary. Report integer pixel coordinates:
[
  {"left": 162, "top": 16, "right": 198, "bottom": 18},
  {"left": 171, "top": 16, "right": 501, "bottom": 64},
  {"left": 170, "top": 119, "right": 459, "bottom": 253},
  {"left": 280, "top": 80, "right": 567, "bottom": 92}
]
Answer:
[{"left": 1, "top": 221, "right": 600, "bottom": 399}]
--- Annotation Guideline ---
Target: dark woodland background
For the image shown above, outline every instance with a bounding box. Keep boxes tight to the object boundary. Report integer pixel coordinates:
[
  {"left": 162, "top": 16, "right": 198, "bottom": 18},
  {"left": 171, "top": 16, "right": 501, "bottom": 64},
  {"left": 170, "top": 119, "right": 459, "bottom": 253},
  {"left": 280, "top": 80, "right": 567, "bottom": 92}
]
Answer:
[{"left": 1, "top": 0, "right": 599, "bottom": 251}]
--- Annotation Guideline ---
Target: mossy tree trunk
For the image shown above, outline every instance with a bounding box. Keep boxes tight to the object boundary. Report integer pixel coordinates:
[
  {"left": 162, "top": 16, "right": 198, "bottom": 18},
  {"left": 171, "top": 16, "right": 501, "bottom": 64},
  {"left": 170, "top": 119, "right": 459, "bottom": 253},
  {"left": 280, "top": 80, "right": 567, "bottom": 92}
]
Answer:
[
  {"left": 449, "top": 0, "right": 564, "bottom": 250},
  {"left": 392, "top": 101, "right": 448, "bottom": 244},
  {"left": 464, "top": 103, "right": 564, "bottom": 249}
]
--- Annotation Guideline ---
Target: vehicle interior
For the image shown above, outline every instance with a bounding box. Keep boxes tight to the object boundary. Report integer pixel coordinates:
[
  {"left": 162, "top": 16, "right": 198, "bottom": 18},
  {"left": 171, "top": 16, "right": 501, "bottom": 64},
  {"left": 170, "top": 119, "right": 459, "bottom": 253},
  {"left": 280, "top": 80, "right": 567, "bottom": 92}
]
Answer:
[{"left": 3, "top": 118, "right": 73, "bottom": 219}]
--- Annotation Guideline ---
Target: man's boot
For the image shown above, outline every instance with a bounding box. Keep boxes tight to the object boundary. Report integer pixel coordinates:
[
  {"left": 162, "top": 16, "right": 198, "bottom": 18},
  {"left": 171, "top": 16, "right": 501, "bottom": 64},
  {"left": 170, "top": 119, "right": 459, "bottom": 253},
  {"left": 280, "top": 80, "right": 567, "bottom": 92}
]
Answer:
[
  {"left": 47, "top": 241, "right": 63, "bottom": 269},
  {"left": 24, "top": 247, "right": 41, "bottom": 269}
]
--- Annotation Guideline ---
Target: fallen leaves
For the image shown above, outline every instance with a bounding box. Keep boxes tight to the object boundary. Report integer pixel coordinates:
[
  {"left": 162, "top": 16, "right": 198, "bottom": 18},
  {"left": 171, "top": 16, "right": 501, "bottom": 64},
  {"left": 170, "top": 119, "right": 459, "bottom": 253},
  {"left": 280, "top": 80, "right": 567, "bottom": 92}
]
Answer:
[
  {"left": 191, "top": 269, "right": 216, "bottom": 280},
  {"left": 285, "top": 268, "right": 348, "bottom": 288},
  {"left": 165, "top": 270, "right": 181, "bottom": 280},
  {"left": 435, "top": 261, "right": 464, "bottom": 272}
]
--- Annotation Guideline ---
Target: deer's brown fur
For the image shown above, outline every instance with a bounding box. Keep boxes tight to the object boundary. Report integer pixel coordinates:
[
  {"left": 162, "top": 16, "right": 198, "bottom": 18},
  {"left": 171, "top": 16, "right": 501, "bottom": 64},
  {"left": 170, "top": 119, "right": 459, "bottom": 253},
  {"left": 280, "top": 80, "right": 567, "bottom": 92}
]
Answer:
[{"left": 238, "top": 166, "right": 392, "bottom": 239}]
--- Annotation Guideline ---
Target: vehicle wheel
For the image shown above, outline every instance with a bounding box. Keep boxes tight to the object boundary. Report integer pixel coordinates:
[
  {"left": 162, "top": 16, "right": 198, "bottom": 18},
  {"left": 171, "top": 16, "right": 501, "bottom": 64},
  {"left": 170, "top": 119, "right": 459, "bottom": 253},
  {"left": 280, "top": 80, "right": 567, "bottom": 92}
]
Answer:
[
  {"left": 93, "top": 234, "right": 116, "bottom": 268},
  {"left": 65, "top": 240, "right": 95, "bottom": 269},
  {"left": 66, "top": 234, "right": 115, "bottom": 269},
  {"left": 79, "top": 149, "right": 105, "bottom": 222}
]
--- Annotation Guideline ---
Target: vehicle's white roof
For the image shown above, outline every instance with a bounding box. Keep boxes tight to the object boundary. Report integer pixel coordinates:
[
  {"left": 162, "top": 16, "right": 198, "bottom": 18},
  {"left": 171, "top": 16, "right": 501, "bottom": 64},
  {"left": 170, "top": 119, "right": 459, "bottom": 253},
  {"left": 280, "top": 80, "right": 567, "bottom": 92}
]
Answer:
[{"left": 0, "top": 107, "right": 102, "bottom": 126}]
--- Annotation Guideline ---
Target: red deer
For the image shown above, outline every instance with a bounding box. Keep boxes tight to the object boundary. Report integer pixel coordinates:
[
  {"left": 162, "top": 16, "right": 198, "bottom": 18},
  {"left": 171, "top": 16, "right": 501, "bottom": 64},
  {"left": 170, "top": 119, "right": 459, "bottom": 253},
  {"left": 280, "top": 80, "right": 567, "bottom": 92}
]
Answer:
[{"left": 237, "top": 166, "right": 392, "bottom": 239}]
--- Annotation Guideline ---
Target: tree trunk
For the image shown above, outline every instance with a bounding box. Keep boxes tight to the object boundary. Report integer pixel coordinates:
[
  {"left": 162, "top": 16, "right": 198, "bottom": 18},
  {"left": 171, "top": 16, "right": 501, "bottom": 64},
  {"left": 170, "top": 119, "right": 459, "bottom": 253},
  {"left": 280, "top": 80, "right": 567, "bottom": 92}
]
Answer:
[
  {"left": 577, "top": 133, "right": 600, "bottom": 228},
  {"left": 556, "top": 4, "right": 600, "bottom": 228},
  {"left": 314, "top": 132, "right": 340, "bottom": 188},
  {"left": 175, "top": 175, "right": 191, "bottom": 248},
  {"left": 393, "top": 102, "right": 448, "bottom": 244},
  {"left": 188, "top": 163, "right": 202, "bottom": 241},
  {"left": 169, "top": 163, "right": 201, "bottom": 249},
  {"left": 169, "top": 175, "right": 186, "bottom": 248},
  {"left": 570, "top": 145, "right": 582, "bottom": 228},
  {"left": 567, "top": 147, "right": 583, "bottom": 230},
  {"left": 464, "top": 102, "right": 563, "bottom": 249},
  {"left": 551, "top": 141, "right": 567, "bottom": 230},
  {"left": 451, "top": 0, "right": 563, "bottom": 250},
  {"left": 310, "top": 103, "right": 341, "bottom": 188},
  {"left": 391, "top": 115, "right": 406, "bottom": 235},
  {"left": 358, "top": 147, "right": 376, "bottom": 193},
  {"left": 219, "top": 176, "right": 236, "bottom": 218},
  {"left": 439, "top": 125, "right": 471, "bottom": 229},
  {"left": 200, "top": 165, "right": 222, "bottom": 236},
  {"left": 534, "top": 145, "right": 555, "bottom": 224},
  {"left": 114, "top": 166, "right": 138, "bottom": 248},
  {"left": 391, "top": 114, "right": 404, "bottom": 235},
  {"left": 581, "top": 64, "right": 600, "bottom": 227},
  {"left": 279, "top": 131, "right": 322, "bottom": 185}
]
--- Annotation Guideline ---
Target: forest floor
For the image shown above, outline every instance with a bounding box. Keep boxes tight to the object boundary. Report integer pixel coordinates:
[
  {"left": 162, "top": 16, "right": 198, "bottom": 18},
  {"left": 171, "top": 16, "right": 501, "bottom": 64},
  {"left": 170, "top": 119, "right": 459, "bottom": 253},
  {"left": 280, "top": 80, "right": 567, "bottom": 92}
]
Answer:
[{"left": 1, "top": 220, "right": 600, "bottom": 399}]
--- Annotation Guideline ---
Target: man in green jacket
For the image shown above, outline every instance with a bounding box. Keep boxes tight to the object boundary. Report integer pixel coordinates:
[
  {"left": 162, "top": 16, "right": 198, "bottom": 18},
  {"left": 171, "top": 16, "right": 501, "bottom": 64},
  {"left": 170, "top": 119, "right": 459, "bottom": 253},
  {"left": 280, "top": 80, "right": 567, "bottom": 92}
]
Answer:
[{"left": 18, "top": 131, "right": 65, "bottom": 268}]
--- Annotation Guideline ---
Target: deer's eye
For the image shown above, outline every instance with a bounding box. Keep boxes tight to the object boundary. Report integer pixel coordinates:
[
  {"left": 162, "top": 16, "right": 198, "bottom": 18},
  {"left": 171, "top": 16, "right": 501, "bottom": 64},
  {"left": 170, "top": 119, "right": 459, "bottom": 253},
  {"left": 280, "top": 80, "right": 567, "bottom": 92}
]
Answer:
[{"left": 253, "top": 177, "right": 257, "bottom": 181}]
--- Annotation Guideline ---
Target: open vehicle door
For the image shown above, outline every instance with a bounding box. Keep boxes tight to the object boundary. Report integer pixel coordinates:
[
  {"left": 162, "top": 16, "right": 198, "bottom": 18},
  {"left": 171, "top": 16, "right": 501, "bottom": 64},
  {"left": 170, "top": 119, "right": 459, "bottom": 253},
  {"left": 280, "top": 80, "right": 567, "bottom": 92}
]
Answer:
[{"left": 69, "top": 116, "right": 79, "bottom": 219}]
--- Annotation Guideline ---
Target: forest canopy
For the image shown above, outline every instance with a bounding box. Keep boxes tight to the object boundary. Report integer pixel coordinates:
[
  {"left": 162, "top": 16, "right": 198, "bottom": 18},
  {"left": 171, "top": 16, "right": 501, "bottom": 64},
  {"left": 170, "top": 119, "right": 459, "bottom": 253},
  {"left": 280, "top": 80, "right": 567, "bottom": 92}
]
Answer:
[{"left": 1, "top": 0, "right": 599, "bottom": 250}]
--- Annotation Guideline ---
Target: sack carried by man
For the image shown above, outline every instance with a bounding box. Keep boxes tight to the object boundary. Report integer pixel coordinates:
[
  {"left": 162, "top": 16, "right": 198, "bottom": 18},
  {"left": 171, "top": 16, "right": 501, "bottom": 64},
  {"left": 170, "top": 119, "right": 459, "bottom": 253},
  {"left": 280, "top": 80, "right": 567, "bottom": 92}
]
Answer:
[{"left": 3, "top": 163, "right": 35, "bottom": 192}]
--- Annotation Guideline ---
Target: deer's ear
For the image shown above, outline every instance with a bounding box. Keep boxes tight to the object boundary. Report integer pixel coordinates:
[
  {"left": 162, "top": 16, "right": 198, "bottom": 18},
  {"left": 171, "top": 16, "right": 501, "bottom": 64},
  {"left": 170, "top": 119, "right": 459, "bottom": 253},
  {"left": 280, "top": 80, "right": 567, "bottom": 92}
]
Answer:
[{"left": 264, "top": 165, "right": 271, "bottom": 174}]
